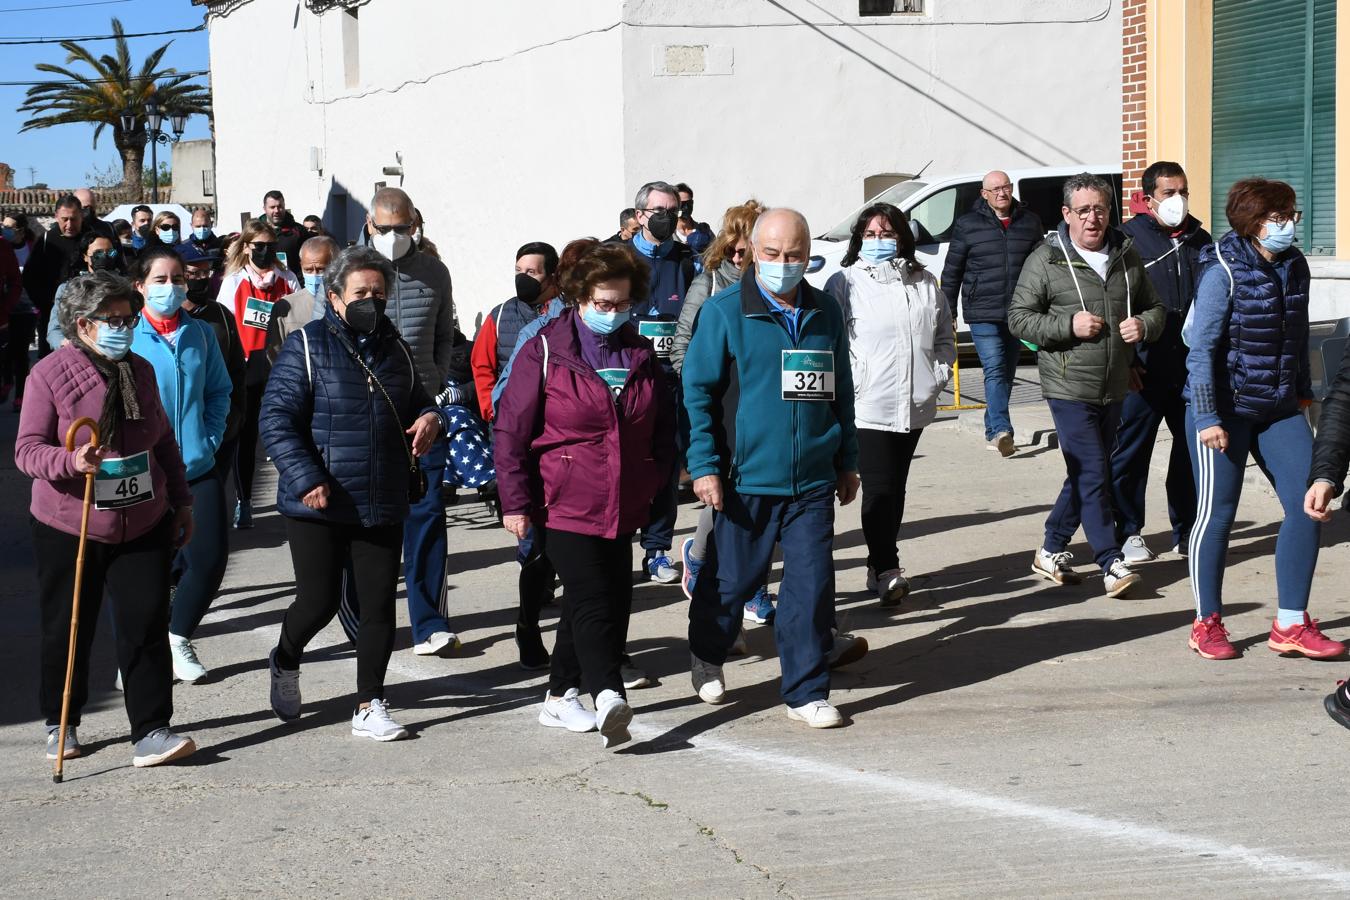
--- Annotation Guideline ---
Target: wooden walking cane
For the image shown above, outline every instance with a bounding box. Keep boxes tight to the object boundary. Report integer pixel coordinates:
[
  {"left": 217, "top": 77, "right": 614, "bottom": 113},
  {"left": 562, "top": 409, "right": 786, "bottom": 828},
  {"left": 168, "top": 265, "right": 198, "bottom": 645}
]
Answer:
[{"left": 54, "top": 416, "right": 100, "bottom": 784}]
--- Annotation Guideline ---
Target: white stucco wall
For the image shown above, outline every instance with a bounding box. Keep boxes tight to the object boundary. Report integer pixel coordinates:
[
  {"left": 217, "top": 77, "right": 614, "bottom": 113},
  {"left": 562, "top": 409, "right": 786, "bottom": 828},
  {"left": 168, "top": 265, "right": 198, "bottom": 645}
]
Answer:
[
  {"left": 206, "top": 0, "right": 1119, "bottom": 332},
  {"left": 170, "top": 139, "right": 215, "bottom": 207}
]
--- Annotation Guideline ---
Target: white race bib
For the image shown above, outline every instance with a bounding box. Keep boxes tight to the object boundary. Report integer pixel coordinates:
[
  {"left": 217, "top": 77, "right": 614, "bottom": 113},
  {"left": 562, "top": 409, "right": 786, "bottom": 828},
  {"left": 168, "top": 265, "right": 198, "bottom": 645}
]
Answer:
[
  {"left": 242, "top": 297, "right": 274, "bottom": 330},
  {"left": 781, "top": 350, "right": 835, "bottom": 401},
  {"left": 638, "top": 321, "right": 677, "bottom": 358},
  {"left": 94, "top": 451, "right": 154, "bottom": 510}
]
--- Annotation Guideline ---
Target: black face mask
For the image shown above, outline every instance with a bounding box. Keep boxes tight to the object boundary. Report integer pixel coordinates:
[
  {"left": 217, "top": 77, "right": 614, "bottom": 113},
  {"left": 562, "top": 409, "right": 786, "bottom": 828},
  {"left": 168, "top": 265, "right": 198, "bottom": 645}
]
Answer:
[
  {"left": 250, "top": 246, "right": 275, "bottom": 269},
  {"left": 187, "top": 278, "right": 212, "bottom": 302},
  {"left": 515, "top": 272, "right": 543, "bottom": 306},
  {"left": 646, "top": 209, "right": 677, "bottom": 242},
  {"left": 679, "top": 199, "right": 694, "bottom": 219},
  {"left": 136, "top": 223, "right": 151, "bottom": 238},
  {"left": 344, "top": 297, "right": 386, "bottom": 334},
  {"left": 89, "top": 250, "right": 119, "bottom": 272}
]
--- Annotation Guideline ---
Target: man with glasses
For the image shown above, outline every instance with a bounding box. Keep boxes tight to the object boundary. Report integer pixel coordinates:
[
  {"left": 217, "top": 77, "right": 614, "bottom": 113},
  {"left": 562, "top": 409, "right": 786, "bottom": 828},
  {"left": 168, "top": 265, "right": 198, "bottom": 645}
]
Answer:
[
  {"left": 618, "top": 180, "right": 698, "bottom": 586},
  {"left": 941, "top": 170, "right": 1045, "bottom": 457},
  {"left": 338, "top": 186, "right": 462, "bottom": 659},
  {"left": 1008, "top": 173, "right": 1166, "bottom": 597},
  {"left": 1112, "top": 161, "right": 1209, "bottom": 563}
]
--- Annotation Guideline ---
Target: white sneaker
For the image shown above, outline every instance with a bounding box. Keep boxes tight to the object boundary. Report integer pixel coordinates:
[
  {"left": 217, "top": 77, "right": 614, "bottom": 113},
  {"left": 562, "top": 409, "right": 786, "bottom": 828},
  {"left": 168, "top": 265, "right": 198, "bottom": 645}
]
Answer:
[
  {"left": 827, "top": 630, "right": 869, "bottom": 669},
  {"left": 691, "top": 653, "right": 726, "bottom": 704},
  {"left": 114, "top": 669, "right": 123, "bottom": 692},
  {"left": 1173, "top": 538, "right": 1189, "bottom": 558},
  {"left": 786, "top": 699, "right": 844, "bottom": 729},
  {"left": 875, "top": 568, "right": 910, "bottom": 607},
  {"left": 351, "top": 698, "right": 408, "bottom": 741},
  {"left": 538, "top": 688, "right": 596, "bottom": 733},
  {"left": 621, "top": 662, "right": 652, "bottom": 690},
  {"left": 1031, "top": 548, "right": 1084, "bottom": 585},
  {"left": 413, "top": 631, "right": 460, "bottom": 657},
  {"left": 1103, "top": 559, "right": 1141, "bottom": 598},
  {"left": 1121, "top": 534, "right": 1156, "bottom": 564},
  {"left": 269, "top": 647, "right": 301, "bottom": 722},
  {"left": 865, "top": 567, "right": 879, "bottom": 593},
  {"left": 595, "top": 689, "right": 633, "bottom": 749},
  {"left": 168, "top": 633, "right": 208, "bottom": 683}
]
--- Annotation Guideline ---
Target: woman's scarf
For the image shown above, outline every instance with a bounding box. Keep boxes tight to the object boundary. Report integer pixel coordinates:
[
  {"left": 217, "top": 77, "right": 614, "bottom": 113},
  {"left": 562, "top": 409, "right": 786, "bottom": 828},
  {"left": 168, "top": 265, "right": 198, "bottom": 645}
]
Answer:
[{"left": 77, "top": 343, "right": 142, "bottom": 448}]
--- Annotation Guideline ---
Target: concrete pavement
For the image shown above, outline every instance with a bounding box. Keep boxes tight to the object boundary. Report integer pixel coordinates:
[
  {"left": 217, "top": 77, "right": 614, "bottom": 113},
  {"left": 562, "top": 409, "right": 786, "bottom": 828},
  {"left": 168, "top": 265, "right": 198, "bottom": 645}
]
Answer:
[{"left": 2, "top": 388, "right": 1349, "bottom": 898}]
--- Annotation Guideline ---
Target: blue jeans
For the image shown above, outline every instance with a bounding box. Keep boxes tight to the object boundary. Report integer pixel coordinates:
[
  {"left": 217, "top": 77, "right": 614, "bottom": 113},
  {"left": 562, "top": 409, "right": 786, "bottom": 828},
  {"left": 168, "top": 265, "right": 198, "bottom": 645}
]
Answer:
[
  {"left": 969, "top": 321, "right": 1021, "bottom": 440},
  {"left": 1043, "top": 399, "right": 1124, "bottom": 572},
  {"left": 1187, "top": 408, "right": 1319, "bottom": 618},
  {"left": 169, "top": 470, "right": 230, "bottom": 638},
  {"left": 688, "top": 484, "right": 835, "bottom": 706}
]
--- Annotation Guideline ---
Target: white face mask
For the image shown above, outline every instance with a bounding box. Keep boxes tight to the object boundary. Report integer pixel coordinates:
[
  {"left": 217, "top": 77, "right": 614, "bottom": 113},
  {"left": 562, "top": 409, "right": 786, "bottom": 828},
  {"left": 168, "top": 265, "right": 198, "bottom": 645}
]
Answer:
[
  {"left": 1155, "top": 194, "right": 1188, "bottom": 229},
  {"left": 372, "top": 230, "right": 413, "bottom": 261}
]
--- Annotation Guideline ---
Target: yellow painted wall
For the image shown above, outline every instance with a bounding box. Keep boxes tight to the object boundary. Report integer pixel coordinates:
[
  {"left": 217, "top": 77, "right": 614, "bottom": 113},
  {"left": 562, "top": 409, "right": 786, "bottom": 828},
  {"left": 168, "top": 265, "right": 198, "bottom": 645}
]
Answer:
[
  {"left": 1338, "top": 0, "right": 1350, "bottom": 254},
  {"left": 1144, "top": 0, "right": 1213, "bottom": 224}
]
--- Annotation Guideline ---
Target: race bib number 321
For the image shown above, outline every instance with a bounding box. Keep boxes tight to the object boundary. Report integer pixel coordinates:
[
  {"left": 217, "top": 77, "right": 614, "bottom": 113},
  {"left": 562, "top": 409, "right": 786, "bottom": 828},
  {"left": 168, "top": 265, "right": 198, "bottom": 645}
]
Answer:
[{"left": 781, "top": 350, "right": 835, "bottom": 401}]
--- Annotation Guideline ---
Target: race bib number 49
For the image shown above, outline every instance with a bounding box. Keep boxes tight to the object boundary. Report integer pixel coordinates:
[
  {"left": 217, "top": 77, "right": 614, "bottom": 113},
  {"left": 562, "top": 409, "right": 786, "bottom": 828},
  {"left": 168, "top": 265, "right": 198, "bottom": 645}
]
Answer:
[
  {"left": 781, "top": 350, "right": 835, "bottom": 401},
  {"left": 94, "top": 450, "right": 154, "bottom": 510},
  {"left": 243, "top": 297, "right": 274, "bottom": 330},
  {"left": 638, "top": 321, "right": 677, "bottom": 358}
]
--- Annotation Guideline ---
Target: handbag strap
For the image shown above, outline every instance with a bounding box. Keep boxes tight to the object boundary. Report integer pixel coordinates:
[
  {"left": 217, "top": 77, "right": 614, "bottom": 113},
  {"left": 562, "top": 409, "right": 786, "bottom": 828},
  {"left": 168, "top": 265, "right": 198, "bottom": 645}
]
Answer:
[{"left": 328, "top": 324, "right": 418, "bottom": 472}]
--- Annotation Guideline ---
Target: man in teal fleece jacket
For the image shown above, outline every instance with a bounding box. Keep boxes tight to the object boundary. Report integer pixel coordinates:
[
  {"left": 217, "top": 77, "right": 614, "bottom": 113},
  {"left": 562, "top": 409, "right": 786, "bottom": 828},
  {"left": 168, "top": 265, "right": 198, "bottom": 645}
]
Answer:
[{"left": 681, "top": 208, "right": 860, "bottom": 729}]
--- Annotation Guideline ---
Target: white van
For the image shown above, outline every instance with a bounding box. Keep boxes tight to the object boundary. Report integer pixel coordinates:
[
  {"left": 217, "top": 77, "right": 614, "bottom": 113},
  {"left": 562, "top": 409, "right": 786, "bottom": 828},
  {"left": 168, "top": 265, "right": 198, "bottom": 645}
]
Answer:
[{"left": 806, "top": 165, "right": 1123, "bottom": 335}]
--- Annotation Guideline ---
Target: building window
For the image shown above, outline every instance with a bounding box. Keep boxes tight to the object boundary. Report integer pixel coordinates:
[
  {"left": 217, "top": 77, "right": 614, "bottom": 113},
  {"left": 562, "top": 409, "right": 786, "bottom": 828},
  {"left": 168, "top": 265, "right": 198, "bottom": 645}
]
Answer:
[
  {"left": 860, "top": 0, "right": 924, "bottom": 16},
  {"left": 1211, "top": 0, "right": 1336, "bottom": 254},
  {"left": 342, "top": 7, "right": 360, "bottom": 90}
]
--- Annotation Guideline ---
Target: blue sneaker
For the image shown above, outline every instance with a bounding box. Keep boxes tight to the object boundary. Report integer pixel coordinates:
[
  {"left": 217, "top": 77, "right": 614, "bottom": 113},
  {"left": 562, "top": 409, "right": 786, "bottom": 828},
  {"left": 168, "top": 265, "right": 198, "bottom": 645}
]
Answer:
[
  {"left": 647, "top": 553, "right": 679, "bottom": 584},
  {"left": 680, "top": 538, "right": 702, "bottom": 600},
  {"left": 743, "top": 587, "right": 776, "bottom": 625}
]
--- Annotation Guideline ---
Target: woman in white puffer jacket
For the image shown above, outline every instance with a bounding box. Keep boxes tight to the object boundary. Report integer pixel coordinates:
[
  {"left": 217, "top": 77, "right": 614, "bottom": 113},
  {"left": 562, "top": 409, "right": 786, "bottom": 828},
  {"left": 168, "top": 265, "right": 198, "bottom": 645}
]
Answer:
[{"left": 826, "top": 202, "right": 955, "bottom": 606}]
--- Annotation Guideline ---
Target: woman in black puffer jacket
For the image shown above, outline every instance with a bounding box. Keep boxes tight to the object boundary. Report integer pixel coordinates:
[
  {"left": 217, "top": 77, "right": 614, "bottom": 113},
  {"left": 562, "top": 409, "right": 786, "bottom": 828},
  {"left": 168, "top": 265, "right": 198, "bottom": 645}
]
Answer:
[
  {"left": 1307, "top": 343, "right": 1350, "bottom": 731},
  {"left": 259, "top": 245, "right": 445, "bottom": 742}
]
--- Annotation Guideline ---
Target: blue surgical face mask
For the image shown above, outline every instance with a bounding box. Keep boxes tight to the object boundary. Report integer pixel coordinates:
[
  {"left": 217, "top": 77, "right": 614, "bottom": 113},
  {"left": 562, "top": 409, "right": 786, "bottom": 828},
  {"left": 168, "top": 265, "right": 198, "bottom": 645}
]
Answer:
[
  {"left": 145, "top": 283, "right": 187, "bottom": 317},
  {"left": 1259, "top": 218, "right": 1296, "bottom": 254},
  {"left": 93, "top": 322, "right": 134, "bottom": 360},
  {"left": 304, "top": 274, "right": 324, "bottom": 297},
  {"left": 757, "top": 260, "right": 806, "bottom": 295},
  {"left": 158, "top": 227, "right": 179, "bottom": 245},
  {"left": 860, "top": 238, "right": 898, "bottom": 265},
  {"left": 193, "top": 226, "right": 212, "bottom": 241},
  {"left": 580, "top": 304, "right": 625, "bottom": 335}
]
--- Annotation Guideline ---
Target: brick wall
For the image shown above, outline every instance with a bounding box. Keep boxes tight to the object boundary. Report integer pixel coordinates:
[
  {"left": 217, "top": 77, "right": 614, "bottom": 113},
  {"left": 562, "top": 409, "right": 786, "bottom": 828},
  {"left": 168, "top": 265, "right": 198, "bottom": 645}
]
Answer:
[{"left": 1122, "top": 0, "right": 1148, "bottom": 215}]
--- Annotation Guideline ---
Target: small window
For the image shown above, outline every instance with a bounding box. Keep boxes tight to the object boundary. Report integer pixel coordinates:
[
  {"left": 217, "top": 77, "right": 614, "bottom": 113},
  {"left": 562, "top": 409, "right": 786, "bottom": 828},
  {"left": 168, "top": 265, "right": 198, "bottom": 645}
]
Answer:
[
  {"left": 908, "top": 182, "right": 982, "bottom": 246},
  {"left": 860, "top": 0, "right": 924, "bottom": 16}
]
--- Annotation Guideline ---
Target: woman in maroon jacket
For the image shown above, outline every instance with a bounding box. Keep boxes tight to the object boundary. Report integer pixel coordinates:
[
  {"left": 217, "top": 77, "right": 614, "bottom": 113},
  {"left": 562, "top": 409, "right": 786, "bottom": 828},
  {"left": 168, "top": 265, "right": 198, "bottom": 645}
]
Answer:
[{"left": 494, "top": 244, "right": 674, "bottom": 750}]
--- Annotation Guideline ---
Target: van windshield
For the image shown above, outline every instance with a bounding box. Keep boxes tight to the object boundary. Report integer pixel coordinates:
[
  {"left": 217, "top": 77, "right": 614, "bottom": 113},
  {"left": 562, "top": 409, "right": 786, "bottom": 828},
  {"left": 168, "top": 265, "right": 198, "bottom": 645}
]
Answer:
[{"left": 819, "top": 181, "right": 929, "bottom": 242}]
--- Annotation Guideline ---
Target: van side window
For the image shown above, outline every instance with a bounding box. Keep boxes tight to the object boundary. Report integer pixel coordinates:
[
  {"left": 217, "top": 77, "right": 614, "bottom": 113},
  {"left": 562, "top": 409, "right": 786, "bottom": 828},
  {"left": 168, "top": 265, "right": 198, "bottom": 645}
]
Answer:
[
  {"left": 1019, "top": 174, "right": 1125, "bottom": 229},
  {"left": 908, "top": 182, "right": 982, "bottom": 245}
]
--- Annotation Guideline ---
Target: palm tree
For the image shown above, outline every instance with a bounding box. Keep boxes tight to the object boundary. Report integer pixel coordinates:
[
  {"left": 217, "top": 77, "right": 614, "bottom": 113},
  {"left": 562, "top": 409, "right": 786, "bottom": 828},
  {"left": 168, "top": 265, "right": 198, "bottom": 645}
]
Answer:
[{"left": 17, "top": 18, "right": 211, "bottom": 199}]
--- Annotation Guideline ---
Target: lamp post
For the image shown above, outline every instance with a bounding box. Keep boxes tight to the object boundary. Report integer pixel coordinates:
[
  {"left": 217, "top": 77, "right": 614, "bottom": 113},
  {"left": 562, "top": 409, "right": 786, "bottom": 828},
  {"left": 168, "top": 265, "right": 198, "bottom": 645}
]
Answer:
[{"left": 124, "top": 102, "right": 187, "bottom": 203}]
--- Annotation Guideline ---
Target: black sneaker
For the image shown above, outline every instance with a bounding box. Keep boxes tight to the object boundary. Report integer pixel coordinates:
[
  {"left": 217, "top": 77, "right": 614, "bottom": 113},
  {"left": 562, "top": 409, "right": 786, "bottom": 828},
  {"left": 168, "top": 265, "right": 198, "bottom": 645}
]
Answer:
[
  {"left": 1324, "top": 681, "right": 1350, "bottom": 731},
  {"left": 516, "top": 624, "right": 550, "bottom": 671}
]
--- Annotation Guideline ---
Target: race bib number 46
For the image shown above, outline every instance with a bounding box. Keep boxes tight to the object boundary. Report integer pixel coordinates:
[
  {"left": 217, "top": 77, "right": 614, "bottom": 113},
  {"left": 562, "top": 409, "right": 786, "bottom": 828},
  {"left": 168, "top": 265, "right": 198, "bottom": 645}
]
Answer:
[
  {"left": 243, "top": 297, "right": 274, "bottom": 330},
  {"left": 781, "top": 350, "right": 835, "bottom": 401},
  {"left": 94, "top": 450, "right": 154, "bottom": 510},
  {"left": 638, "top": 321, "right": 677, "bottom": 358}
]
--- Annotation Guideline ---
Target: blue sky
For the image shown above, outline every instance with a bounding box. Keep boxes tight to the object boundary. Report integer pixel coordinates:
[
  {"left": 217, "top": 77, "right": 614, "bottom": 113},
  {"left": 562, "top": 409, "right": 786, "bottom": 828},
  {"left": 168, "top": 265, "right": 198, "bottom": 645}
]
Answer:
[{"left": 0, "top": 0, "right": 211, "bottom": 189}]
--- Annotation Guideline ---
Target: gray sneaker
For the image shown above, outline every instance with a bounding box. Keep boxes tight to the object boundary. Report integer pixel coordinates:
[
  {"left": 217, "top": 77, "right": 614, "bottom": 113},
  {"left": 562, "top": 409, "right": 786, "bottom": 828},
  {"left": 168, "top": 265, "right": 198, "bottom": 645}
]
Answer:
[
  {"left": 269, "top": 648, "right": 301, "bottom": 722},
  {"left": 132, "top": 728, "right": 196, "bottom": 767},
  {"left": 45, "top": 725, "right": 80, "bottom": 760}
]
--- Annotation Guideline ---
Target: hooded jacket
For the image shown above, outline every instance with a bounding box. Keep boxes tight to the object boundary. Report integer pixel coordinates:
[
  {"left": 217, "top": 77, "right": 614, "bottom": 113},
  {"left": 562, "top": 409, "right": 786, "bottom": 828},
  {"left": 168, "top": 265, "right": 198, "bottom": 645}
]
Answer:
[
  {"left": 1007, "top": 223, "right": 1166, "bottom": 404},
  {"left": 672, "top": 257, "right": 741, "bottom": 375}
]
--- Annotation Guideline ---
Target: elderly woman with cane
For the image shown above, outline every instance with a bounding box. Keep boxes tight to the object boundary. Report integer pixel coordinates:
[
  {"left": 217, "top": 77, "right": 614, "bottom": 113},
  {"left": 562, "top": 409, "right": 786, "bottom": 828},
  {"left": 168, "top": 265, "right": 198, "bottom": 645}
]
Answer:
[
  {"left": 260, "top": 245, "right": 446, "bottom": 742},
  {"left": 14, "top": 270, "right": 197, "bottom": 771}
]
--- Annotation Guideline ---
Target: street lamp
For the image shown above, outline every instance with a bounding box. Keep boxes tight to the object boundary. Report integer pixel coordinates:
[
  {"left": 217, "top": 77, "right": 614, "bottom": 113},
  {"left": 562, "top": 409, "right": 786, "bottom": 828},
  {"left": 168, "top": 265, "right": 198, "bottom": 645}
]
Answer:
[{"left": 125, "top": 101, "right": 188, "bottom": 204}]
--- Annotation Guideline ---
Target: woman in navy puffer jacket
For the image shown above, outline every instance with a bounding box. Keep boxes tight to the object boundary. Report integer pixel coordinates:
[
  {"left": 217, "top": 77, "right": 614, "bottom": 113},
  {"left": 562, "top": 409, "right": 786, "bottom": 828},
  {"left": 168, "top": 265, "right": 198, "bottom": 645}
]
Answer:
[{"left": 260, "top": 246, "right": 445, "bottom": 742}]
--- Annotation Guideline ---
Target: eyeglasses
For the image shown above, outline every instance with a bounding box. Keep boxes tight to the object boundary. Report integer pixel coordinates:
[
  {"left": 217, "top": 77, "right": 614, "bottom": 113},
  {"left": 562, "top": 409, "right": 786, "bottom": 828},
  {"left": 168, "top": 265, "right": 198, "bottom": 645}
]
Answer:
[
  {"left": 862, "top": 230, "right": 899, "bottom": 240},
  {"left": 1268, "top": 211, "right": 1304, "bottom": 226},
  {"left": 589, "top": 300, "right": 633, "bottom": 314},
  {"left": 87, "top": 313, "right": 141, "bottom": 330},
  {"left": 641, "top": 207, "right": 678, "bottom": 216},
  {"left": 983, "top": 185, "right": 1014, "bottom": 195},
  {"left": 371, "top": 223, "right": 414, "bottom": 235},
  {"left": 1069, "top": 205, "right": 1110, "bottom": 220}
]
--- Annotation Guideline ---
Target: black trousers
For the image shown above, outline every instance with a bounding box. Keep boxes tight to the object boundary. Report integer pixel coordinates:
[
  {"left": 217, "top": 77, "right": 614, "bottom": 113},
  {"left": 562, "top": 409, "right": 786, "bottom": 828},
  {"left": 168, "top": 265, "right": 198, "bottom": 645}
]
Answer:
[
  {"left": 857, "top": 427, "right": 924, "bottom": 573},
  {"left": 276, "top": 517, "right": 402, "bottom": 704},
  {"left": 5, "top": 311, "right": 37, "bottom": 397},
  {"left": 234, "top": 381, "right": 266, "bottom": 505},
  {"left": 544, "top": 528, "right": 633, "bottom": 701},
  {"left": 33, "top": 516, "right": 174, "bottom": 744}
]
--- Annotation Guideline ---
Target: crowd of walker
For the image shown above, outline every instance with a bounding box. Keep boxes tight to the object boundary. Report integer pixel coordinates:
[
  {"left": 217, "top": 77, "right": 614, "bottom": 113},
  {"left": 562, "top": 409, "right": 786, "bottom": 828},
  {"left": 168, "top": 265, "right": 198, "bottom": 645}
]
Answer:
[{"left": 7, "top": 162, "right": 1350, "bottom": 771}]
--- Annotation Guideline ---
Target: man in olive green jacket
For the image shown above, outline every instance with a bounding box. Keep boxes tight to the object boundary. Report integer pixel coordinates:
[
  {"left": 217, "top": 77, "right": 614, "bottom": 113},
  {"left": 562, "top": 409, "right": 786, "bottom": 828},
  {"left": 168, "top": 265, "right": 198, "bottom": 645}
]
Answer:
[{"left": 1008, "top": 173, "right": 1165, "bottom": 597}]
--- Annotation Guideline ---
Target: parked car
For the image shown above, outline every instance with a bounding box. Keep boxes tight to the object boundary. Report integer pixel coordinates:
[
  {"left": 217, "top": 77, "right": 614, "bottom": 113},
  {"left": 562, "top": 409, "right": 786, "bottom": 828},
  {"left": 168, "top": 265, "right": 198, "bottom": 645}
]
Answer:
[{"left": 806, "top": 165, "right": 1124, "bottom": 337}]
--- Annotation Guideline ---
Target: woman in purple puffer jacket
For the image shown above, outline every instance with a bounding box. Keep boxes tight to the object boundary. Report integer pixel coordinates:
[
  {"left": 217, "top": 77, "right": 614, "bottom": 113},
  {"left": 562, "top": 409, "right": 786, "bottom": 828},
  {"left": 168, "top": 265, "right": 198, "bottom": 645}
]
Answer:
[
  {"left": 494, "top": 243, "right": 675, "bottom": 750},
  {"left": 14, "top": 270, "right": 198, "bottom": 769}
]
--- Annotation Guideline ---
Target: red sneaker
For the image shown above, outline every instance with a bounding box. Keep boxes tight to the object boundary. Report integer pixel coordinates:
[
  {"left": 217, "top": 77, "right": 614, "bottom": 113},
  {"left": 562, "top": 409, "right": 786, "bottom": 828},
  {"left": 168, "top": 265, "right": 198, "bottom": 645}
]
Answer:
[
  {"left": 1268, "top": 614, "right": 1347, "bottom": 659},
  {"left": 1189, "top": 613, "right": 1238, "bottom": 660}
]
